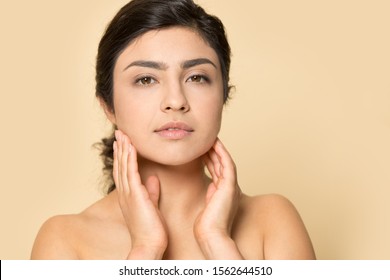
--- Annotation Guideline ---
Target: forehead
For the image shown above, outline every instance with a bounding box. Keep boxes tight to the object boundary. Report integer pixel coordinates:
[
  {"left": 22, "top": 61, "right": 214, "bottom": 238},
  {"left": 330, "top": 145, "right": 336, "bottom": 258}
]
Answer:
[{"left": 115, "top": 27, "right": 220, "bottom": 70}]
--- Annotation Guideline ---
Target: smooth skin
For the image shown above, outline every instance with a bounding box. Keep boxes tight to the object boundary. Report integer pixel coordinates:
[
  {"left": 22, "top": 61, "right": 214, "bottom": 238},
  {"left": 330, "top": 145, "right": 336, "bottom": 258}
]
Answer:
[{"left": 31, "top": 27, "right": 315, "bottom": 260}]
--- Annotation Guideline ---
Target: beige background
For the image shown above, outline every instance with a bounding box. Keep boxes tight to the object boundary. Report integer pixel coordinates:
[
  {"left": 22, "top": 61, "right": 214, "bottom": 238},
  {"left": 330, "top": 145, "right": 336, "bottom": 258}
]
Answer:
[{"left": 1, "top": 0, "right": 389, "bottom": 259}]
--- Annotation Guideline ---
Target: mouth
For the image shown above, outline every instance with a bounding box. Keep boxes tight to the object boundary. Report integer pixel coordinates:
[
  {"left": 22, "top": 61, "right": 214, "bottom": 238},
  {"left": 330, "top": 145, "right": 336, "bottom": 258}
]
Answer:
[{"left": 154, "top": 121, "right": 194, "bottom": 139}]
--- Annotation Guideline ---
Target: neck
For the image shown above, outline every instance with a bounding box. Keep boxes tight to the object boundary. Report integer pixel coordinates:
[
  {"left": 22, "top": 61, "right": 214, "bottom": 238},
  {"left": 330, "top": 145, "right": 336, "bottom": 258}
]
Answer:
[{"left": 137, "top": 156, "right": 209, "bottom": 219}]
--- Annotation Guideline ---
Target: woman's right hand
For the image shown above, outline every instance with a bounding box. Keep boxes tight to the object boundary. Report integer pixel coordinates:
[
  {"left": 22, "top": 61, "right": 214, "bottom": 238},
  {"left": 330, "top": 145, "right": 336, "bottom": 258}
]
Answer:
[{"left": 113, "top": 130, "right": 168, "bottom": 259}]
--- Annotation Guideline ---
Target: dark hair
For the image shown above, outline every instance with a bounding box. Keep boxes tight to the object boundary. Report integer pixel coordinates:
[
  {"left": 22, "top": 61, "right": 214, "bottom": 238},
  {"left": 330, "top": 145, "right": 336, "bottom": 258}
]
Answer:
[{"left": 95, "top": 0, "right": 232, "bottom": 194}]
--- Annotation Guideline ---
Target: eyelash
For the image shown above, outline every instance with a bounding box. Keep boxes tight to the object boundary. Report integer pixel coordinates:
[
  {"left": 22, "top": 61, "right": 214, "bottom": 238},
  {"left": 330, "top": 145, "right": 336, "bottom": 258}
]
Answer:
[
  {"left": 186, "top": 74, "right": 210, "bottom": 83},
  {"left": 134, "top": 74, "right": 210, "bottom": 87},
  {"left": 135, "top": 76, "right": 157, "bottom": 86}
]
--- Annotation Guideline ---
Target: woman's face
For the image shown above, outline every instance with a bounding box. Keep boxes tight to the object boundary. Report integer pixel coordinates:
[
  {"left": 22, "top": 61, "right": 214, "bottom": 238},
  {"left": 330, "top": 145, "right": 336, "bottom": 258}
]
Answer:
[{"left": 109, "top": 27, "right": 224, "bottom": 165}]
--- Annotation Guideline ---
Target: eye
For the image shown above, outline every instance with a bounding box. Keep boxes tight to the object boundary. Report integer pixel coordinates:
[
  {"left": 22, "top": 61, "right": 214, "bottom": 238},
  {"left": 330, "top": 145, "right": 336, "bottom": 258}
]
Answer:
[
  {"left": 135, "top": 76, "right": 157, "bottom": 86},
  {"left": 186, "top": 74, "right": 210, "bottom": 83}
]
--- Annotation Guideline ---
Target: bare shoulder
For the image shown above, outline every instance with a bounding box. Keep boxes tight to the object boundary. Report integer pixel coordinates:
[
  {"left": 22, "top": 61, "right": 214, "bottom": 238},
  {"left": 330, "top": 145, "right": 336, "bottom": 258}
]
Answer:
[
  {"left": 240, "top": 194, "right": 316, "bottom": 259},
  {"left": 31, "top": 193, "right": 123, "bottom": 260},
  {"left": 30, "top": 214, "right": 81, "bottom": 259},
  {"left": 242, "top": 193, "right": 302, "bottom": 218}
]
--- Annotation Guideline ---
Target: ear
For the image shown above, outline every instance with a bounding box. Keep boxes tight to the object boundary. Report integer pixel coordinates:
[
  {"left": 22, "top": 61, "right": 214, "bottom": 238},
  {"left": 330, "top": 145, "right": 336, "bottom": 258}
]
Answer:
[{"left": 98, "top": 97, "right": 116, "bottom": 125}]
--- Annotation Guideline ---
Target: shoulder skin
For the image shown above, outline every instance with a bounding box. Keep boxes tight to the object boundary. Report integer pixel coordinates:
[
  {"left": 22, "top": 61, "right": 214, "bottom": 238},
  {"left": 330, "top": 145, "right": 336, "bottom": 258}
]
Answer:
[{"left": 243, "top": 194, "right": 316, "bottom": 259}]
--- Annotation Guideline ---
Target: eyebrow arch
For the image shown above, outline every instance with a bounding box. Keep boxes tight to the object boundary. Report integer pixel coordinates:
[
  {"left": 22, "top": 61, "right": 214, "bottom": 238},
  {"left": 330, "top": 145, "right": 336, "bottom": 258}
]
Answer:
[
  {"left": 181, "top": 58, "right": 217, "bottom": 69},
  {"left": 123, "top": 60, "right": 168, "bottom": 72}
]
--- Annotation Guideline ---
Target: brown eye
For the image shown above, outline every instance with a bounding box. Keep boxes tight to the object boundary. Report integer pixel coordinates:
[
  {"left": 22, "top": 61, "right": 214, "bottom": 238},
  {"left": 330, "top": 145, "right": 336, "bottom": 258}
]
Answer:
[
  {"left": 190, "top": 75, "right": 202, "bottom": 82},
  {"left": 136, "top": 76, "right": 156, "bottom": 86},
  {"left": 187, "top": 75, "right": 209, "bottom": 83}
]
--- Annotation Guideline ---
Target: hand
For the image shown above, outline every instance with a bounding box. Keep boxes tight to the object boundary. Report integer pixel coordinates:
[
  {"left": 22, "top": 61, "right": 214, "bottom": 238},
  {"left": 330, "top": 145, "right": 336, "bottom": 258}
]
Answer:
[
  {"left": 194, "top": 138, "right": 243, "bottom": 259},
  {"left": 113, "top": 130, "right": 168, "bottom": 259}
]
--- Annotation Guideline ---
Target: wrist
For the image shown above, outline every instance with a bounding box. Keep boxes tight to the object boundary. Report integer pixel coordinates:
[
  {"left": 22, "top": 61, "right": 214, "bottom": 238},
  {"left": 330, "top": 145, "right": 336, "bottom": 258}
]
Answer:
[
  {"left": 195, "top": 232, "right": 243, "bottom": 260},
  {"left": 127, "top": 244, "right": 166, "bottom": 260}
]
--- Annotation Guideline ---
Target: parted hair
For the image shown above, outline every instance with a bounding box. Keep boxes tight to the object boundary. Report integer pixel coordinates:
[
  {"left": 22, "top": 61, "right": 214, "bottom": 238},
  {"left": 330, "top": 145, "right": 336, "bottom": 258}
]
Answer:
[{"left": 95, "top": 0, "right": 232, "bottom": 194}]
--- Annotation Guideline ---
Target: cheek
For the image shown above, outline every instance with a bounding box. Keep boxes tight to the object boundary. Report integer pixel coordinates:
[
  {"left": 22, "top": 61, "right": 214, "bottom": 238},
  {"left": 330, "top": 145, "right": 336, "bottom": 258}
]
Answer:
[
  {"left": 113, "top": 100, "right": 142, "bottom": 134},
  {"left": 197, "top": 99, "right": 223, "bottom": 143},
  {"left": 204, "top": 97, "right": 223, "bottom": 129}
]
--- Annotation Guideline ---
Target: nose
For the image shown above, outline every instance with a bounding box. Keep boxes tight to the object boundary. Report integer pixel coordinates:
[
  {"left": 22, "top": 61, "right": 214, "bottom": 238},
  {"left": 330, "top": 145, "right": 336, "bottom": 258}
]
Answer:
[{"left": 160, "top": 81, "right": 190, "bottom": 113}]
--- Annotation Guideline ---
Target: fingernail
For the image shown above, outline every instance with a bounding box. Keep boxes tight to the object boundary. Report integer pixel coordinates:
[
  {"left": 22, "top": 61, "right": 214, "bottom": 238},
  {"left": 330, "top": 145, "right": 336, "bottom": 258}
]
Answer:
[{"left": 114, "top": 130, "right": 120, "bottom": 141}]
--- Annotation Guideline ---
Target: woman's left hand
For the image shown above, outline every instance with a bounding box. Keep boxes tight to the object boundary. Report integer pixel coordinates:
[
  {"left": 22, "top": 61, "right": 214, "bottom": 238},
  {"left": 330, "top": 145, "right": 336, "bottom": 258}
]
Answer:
[{"left": 194, "top": 138, "right": 244, "bottom": 259}]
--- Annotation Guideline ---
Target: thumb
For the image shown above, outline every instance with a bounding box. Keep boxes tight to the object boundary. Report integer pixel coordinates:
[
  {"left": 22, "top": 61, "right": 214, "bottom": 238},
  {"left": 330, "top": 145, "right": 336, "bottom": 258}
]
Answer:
[
  {"left": 145, "top": 175, "right": 161, "bottom": 208},
  {"left": 205, "top": 183, "right": 217, "bottom": 204}
]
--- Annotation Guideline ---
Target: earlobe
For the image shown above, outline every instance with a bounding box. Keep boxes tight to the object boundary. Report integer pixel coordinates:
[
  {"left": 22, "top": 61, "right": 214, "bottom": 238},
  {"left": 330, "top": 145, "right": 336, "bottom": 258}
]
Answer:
[{"left": 98, "top": 97, "right": 116, "bottom": 125}]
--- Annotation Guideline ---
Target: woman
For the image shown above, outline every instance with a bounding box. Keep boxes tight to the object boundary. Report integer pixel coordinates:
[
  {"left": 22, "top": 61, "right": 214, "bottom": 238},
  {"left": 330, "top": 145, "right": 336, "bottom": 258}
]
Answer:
[{"left": 31, "top": 0, "right": 315, "bottom": 259}]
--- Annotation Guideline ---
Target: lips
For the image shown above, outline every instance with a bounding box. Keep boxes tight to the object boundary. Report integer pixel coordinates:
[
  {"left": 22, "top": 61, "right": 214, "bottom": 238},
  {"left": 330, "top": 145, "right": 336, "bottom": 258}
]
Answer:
[{"left": 155, "top": 121, "right": 194, "bottom": 139}]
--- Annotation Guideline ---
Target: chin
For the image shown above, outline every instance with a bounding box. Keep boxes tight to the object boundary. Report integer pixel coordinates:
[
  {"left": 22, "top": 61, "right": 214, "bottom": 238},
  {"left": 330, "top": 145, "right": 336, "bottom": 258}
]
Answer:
[
  {"left": 145, "top": 152, "right": 203, "bottom": 166},
  {"left": 138, "top": 144, "right": 212, "bottom": 167},
  {"left": 135, "top": 136, "right": 217, "bottom": 166}
]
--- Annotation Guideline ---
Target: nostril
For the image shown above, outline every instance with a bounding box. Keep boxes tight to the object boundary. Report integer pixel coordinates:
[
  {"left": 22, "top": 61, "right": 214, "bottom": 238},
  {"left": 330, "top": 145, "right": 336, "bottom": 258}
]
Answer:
[{"left": 162, "top": 103, "right": 189, "bottom": 112}]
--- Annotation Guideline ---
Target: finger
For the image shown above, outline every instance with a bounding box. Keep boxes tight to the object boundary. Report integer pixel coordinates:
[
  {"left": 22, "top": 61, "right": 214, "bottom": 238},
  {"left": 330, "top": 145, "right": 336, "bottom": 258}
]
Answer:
[
  {"left": 115, "top": 131, "right": 125, "bottom": 193},
  {"left": 205, "top": 183, "right": 217, "bottom": 203},
  {"left": 120, "top": 133, "right": 130, "bottom": 194},
  {"left": 145, "top": 176, "right": 161, "bottom": 208},
  {"left": 113, "top": 141, "right": 119, "bottom": 189},
  {"left": 203, "top": 154, "right": 218, "bottom": 185},
  {"left": 208, "top": 145, "right": 222, "bottom": 178},
  {"left": 213, "top": 139, "right": 237, "bottom": 182},
  {"left": 126, "top": 137, "right": 143, "bottom": 189}
]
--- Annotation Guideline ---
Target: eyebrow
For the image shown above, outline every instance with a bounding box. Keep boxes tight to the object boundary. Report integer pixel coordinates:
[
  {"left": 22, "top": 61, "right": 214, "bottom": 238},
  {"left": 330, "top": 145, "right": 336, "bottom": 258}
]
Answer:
[
  {"left": 123, "top": 58, "right": 217, "bottom": 72},
  {"left": 181, "top": 58, "right": 217, "bottom": 69},
  {"left": 123, "top": 60, "right": 168, "bottom": 71}
]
